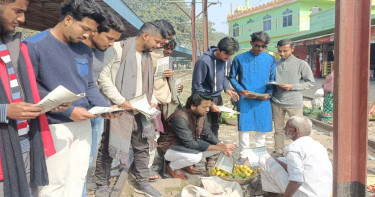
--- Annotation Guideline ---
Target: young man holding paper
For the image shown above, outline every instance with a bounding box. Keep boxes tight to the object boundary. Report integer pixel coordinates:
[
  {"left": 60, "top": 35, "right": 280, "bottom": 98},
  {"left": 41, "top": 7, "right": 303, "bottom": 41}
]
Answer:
[
  {"left": 95, "top": 21, "right": 167, "bottom": 197},
  {"left": 24, "top": 1, "right": 117, "bottom": 196},
  {"left": 229, "top": 31, "right": 276, "bottom": 164},
  {"left": 191, "top": 37, "right": 239, "bottom": 168},
  {"left": 0, "top": 0, "right": 68, "bottom": 195},
  {"left": 271, "top": 39, "right": 315, "bottom": 156}
]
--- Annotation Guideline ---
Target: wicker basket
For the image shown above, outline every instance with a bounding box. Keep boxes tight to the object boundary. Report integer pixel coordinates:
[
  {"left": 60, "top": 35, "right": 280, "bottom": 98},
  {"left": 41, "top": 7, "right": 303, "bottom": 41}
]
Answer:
[{"left": 213, "top": 172, "right": 258, "bottom": 185}]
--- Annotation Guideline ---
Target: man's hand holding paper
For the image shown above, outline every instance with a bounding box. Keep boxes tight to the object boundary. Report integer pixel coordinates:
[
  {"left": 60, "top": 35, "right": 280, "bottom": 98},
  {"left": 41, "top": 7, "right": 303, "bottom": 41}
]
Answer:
[{"left": 7, "top": 102, "right": 43, "bottom": 120}]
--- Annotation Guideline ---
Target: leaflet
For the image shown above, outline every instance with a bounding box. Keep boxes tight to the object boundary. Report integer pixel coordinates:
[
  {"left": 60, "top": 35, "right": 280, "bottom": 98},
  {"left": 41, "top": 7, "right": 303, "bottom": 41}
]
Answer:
[
  {"left": 35, "top": 85, "right": 85, "bottom": 114},
  {"left": 88, "top": 107, "right": 124, "bottom": 115},
  {"left": 218, "top": 106, "right": 240, "bottom": 114},
  {"left": 129, "top": 95, "right": 160, "bottom": 120},
  {"left": 246, "top": 91, "right": 269, "bottom": 97},
  {"left": 155, "top": 57, "right": 170, "bottom": 80},
  {"left": 267, "top": 81, "right": 285, "bottom": 86}
]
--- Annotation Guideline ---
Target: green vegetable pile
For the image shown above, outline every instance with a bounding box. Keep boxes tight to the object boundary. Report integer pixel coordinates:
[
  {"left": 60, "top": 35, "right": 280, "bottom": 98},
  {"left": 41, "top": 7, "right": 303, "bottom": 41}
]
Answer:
[
  {"left": 303, "top": 108, "right": 322, "bottom": 115},
  {"left": 222, "top": 112, "right": 238, "bottom": 118},
  {"left": 222, "top": 112, "right": 237, "bottom": 124}
]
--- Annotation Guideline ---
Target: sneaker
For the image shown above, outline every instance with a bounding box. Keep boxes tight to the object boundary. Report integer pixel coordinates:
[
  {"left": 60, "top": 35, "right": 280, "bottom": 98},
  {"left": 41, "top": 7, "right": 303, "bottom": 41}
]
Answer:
[
  {"left": 94, "top": 185, "right": 109, "bottom": 197},
  {"left": 134, "top": 184, "right": 162, "bottom": 197}
]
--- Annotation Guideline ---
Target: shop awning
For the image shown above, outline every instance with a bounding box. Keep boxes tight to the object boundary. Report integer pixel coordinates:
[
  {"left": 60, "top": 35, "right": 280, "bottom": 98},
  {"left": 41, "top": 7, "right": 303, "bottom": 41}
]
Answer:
[{"left": 293, "top": 33, "right": 334, "bottom": 47}]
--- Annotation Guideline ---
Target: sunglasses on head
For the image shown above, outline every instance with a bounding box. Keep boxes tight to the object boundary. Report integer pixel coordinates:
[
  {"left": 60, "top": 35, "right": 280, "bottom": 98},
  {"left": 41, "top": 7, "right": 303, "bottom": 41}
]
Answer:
[{"left": 254, "top": 44, "right": 267, "bottom": 49}]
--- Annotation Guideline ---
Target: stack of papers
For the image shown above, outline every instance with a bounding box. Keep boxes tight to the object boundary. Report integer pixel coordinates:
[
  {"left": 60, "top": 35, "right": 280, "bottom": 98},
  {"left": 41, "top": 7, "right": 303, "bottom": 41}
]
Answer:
[
  {"left": 88, "top": 107, "right": 124, "bottom": 115},
  {"left": 129, "top": 95, "right": 160, "bottom": 120},
  {"left": 218, "top": 106, "right": 240, "bottom": 114},
  {"left": 246, "top": 91, "right": 269, "bottom": 97},
  {"left": 35, "top": 85, "right": 85, "bottom": 114}
]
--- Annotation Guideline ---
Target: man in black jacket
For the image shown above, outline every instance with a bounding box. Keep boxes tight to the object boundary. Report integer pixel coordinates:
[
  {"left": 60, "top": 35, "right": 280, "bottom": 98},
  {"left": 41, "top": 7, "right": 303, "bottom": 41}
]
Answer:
[{"left": 158, "top": 92, "right": 235, "bottom": 180}]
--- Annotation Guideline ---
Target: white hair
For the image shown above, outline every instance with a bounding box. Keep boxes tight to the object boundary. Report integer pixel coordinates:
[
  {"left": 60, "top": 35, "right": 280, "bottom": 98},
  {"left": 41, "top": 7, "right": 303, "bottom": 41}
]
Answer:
[{"left": 288, "top": 116, "right": 312, "bottom": 136}]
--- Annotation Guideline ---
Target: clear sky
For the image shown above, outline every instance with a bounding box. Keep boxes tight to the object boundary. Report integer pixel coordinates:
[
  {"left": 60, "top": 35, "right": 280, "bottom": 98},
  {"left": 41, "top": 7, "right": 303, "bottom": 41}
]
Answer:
[{"left": 192, "top": 0, "right": 273, "bottom": 34}]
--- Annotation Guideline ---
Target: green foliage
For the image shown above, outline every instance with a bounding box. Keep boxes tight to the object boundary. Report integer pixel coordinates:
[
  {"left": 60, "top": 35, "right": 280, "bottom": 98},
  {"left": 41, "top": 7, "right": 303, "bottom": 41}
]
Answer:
[
  {"left": 222, "top": 112, "right": 237, "bottom": 118},
  {"left": 124, "top": 0, "right": 228, "bottom": 51}
]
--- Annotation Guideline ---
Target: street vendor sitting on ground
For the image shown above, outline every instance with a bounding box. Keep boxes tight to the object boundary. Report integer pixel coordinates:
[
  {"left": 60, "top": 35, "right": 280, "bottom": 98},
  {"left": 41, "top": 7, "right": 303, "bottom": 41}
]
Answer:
[
  {"left": 158, "top": 92, "right": 235, "bottom": 180},
  {"left": 259, "top": 116, "right": 332, "bottom": 197}
]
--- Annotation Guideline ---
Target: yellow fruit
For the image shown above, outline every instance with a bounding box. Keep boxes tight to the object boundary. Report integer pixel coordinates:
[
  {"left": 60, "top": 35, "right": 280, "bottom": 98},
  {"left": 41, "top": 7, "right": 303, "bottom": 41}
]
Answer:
[{"left": 216, "top": 172, "right": 221, "bottom": 176}]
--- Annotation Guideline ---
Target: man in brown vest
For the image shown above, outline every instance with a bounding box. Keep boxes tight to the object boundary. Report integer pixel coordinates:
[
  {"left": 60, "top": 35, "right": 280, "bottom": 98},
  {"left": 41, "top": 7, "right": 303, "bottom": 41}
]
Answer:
[{"left": 158, "top": 92, "right": 235, "bottom": 180}]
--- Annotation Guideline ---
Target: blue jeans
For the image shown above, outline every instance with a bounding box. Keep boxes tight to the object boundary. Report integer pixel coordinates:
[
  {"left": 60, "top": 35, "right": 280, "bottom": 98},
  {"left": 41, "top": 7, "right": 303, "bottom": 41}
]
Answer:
[
  {"left": 90, "top": 117, "right": 105, "bottom": 166},
  {"left": 82, "top": 117, "right": 104, "bottom": 197}
]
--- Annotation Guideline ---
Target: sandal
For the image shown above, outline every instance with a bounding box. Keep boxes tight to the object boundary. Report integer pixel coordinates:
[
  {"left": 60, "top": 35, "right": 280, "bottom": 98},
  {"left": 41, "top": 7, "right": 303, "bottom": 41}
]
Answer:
[{"left": 148, "top": 168, "right": 161, "bottom": 182}]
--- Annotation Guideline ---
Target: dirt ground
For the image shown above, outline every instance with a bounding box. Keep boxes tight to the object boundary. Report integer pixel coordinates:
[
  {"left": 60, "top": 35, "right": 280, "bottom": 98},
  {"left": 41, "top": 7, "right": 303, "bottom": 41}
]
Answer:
[{"left": 87, "top": 72, "right": 375, "bottom": 196}]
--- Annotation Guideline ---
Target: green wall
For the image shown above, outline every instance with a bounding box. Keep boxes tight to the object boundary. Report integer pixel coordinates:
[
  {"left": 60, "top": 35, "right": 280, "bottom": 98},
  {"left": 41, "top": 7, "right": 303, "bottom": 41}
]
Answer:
[{"left": 228, "top": 0, "right": 336, "bottom": 54}]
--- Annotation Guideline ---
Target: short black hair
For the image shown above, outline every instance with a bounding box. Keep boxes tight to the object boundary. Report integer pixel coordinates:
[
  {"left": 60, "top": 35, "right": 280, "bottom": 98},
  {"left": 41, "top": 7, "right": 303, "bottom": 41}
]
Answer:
[
  {"left": 217, "top": 37, "right": 239, "bottom": 55},
  {"left": 185, "top": 92, "right": 213, "bottom": 109},
  {"left": 277, "top": 39, "right": 295, "bottom": 48},
  {"left": 251, "top": 31, "right": 271, "bottom": 44},
  {"left": 152, "top": 19, "right": 176, "bottom": 37},
  {"left": 164, "top": 39, "right": 177, "bottom": 49},
  {"left": 60, "top": 0, "right": 105, "bottom": 24},
  {"left": 138, "top": 21, "right": 168, "bottom": 39},
  {"left": 97, "top": 10, "right": 125, "bottom": 34}
]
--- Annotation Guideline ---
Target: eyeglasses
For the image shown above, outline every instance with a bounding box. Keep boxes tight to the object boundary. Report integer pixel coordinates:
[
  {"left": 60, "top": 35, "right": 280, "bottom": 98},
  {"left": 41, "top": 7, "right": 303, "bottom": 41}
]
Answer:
[{"left": 254, "top": 44, "right": 267, "bottom": 49}]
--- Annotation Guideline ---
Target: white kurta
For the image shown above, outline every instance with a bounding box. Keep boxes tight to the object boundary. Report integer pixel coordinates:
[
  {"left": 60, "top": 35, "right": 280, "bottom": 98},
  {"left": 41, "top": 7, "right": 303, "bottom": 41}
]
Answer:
[{"left": 260, "top": 136, "right": 333, "bottom": 197}]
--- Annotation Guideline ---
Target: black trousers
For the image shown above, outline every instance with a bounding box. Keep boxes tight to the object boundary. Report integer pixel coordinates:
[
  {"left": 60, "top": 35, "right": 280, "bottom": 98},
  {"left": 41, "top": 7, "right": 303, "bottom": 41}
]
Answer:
[
  {"left": 207, "top": 96, "right": 223, "bottom": 138},
  {"left": 94, "top": 116, "right": 150, "bottom": 187},
  {"left": 94, "top": 120, "right": 112, "bottom": 187}
]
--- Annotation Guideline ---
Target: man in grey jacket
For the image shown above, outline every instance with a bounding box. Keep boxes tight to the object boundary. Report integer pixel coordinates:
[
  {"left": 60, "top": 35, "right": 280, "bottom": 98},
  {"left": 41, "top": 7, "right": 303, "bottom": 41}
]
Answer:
[
  {"left": 95, "top": 21, "right": 166, "bottom": 197},
  {"left": 271, "top": 39, "right": 315, "bottom": 155}
]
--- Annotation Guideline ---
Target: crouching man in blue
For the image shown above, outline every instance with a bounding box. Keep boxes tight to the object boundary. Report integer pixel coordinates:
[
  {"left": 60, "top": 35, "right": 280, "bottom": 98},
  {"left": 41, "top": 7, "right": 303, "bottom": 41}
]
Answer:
[{"left": 158, "top": 92, "right": 235, "bottom": 180}]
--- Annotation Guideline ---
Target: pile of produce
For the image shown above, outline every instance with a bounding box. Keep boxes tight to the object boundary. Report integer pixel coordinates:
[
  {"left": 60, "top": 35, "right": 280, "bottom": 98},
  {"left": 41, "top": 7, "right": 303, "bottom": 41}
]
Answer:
[
  {"left": 222, "top": 112, "right": 237, "bottom": 119},
  {"left": 303, "top": 107, "right": 322, "bottom": 116},
  {"left": 210, "top": 165, "right": 254, "bottom": 179}
]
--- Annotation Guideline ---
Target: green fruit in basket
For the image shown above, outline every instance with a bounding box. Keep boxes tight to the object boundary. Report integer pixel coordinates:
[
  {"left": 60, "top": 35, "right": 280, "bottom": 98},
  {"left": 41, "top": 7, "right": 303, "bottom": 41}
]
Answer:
[{"left": 240, "top": 173, "right": 246, "bottom": 178}]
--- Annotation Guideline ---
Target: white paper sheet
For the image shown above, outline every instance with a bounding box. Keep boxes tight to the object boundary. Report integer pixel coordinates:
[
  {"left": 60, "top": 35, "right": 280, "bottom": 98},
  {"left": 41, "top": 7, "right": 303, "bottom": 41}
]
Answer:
[
  {"left": 155, "top": 56, "right": 170, "bottom": 80},
  {"left": 35, "top": 85, "right": 85, "bottom": 114},
  {"left": 129, "top": 95, "right": 160, "bottom": 120},
  {"left": 246, "top": 91, "right": 269, "bottom": 97},
  {"left": 88, "top": 107, "right": 124, "bottom": 115},
  {"left": 218, "top": 106, "right": 240, "bottom": 114},
  {"left": 267, "top": 81, "right": 285, "bottom": 86}
]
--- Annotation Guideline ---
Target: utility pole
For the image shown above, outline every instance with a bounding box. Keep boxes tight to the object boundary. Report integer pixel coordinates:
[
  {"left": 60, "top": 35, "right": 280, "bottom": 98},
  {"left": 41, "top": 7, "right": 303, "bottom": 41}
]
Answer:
[
  {"left": 333, "top": 0, "right": 371, "bottom": 196},
  {"left": 191, "top": 0, "right": 197, "bottom": 66},
  {"left": 166, "top": 1, "right": 219, "bottom": 66},
  {"left": 202, "top": 0, "right": 208, "bottom": 51}
]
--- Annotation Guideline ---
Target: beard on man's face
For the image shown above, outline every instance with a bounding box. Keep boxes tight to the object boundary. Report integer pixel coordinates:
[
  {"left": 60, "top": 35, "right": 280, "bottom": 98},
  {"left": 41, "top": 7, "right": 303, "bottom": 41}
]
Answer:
[{"left": 0, "top": 12, "right": 15, "bottom": 37}]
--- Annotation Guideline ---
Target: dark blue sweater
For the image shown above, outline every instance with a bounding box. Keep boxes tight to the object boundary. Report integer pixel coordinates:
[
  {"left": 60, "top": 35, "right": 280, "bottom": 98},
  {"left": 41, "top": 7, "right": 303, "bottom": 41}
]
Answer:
[
  {"left": 192, "top": 46, "right": 231, "bottom": 97},
  {"left": 24, "top": 30, "right": 109, "bottom": 124}
]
